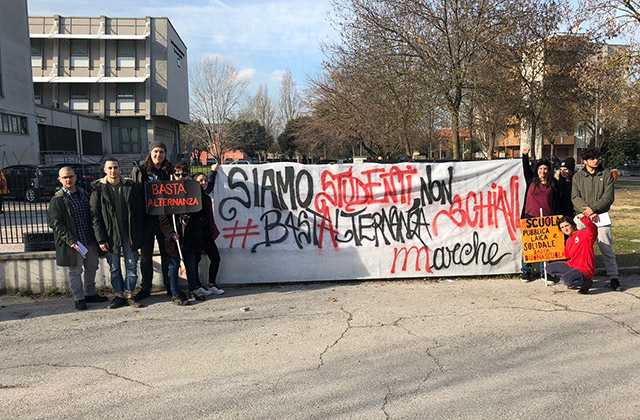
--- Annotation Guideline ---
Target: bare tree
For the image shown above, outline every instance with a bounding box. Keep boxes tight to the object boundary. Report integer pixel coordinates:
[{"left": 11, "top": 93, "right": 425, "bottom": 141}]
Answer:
[
  {"left": 278, "top": 70, "right": 301, "bottom": 133},
  {"left": 325, "top": 0, "right": 554, "bottom": 160},
  {"left": 243, "top": 84, "right": 277, "bottom": 139},
  {"left": 189, "top": 56, "right": 250, "bottom": 161}
]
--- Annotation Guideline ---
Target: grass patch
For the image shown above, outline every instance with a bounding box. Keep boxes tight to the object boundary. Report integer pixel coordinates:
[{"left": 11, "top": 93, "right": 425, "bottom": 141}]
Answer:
[{"left": 595, "top": 185, "right": 640, "bottom": 268}]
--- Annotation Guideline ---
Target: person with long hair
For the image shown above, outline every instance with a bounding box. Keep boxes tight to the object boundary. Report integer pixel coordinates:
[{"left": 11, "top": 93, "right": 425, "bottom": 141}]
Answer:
[
  {"left": 130, "top": 142, "right": 173, "bottom": 300},
  {"left": 193, "top": 169, "right": 223, "bottom": 295},
  {"left": 521, "top": 146, "right": 557, "bottom": 281}
]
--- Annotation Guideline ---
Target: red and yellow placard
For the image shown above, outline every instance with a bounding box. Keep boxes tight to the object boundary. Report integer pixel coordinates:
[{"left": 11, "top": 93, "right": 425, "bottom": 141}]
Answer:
[{"left": 520, "top": 216, "right": 565, "bottom": 263}]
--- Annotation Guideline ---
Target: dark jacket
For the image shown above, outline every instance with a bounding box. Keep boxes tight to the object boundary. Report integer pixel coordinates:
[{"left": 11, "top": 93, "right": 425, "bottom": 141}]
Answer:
[
  {"left": 47, "top": 188, "right": 89, "bottom": 266},
  {"left": 521, "top": 153, "right": 558, "bottom": 218},
  {"left": 130, "top": 158, "right": 173, "bottom": 228},
  {"left": 158, "top": 188, "right": 211, "bottom": 257},
  {"left": 90, "top": 176, "right": 145, "bottom": 251},
  {"left": 556, "top": 176, "right": 574, "bottom": 218},
  {"left": 571, "top": 165, "right": 615, "bottom": 215}
]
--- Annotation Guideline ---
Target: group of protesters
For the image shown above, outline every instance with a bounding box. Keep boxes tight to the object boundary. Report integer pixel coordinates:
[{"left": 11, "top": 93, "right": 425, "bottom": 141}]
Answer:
[
  {"left": 48, "top": 141, "right": 622, "bottom": 310},
  {"left": 47, "top": 141, "right": 224, "bottom": 311},
  {"left": 520, "top": 146, "right": 620, "bottom": 294}
]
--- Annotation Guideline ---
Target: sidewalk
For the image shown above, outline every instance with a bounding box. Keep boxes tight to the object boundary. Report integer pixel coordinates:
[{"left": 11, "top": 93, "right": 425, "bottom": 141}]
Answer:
[{"left": 1, "top": 274, "right": 639, "bottom": 419}]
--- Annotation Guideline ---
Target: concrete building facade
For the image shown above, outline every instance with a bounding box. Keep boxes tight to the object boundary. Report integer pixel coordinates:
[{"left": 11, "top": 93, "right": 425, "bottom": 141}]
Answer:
[
  {"left": 28, "top": 15, "right": 188, "bottom": 167},
  {"left": 0, "top": 0, "right": 40, "bottom": 166}
]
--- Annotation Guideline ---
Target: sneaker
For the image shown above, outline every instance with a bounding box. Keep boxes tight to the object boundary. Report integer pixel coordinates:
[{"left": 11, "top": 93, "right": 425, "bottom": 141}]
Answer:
[
  {"left": 191, "top": 288, "right": 206, "bottom": 301},
  {"left": 108, "top": 296, "right": 127, "bottom": 309},
  {"left": 209, "top": 286, "right": 225, "bottom": 295},
  {"left": 84, "top": 294, "right": 108, "bottom": 303},
  {"left": 578, "top": 279, "right": 594, "bottom": 294},
  {"left": 196, "top": 287, "right": 214, "bottom": 296},
  {"left": 127, "top": 297, "right": 145, "bottom": 308},
  {"left": 172, "top": 292, "right": 190, "bottom": 306},
  {"left": 134, "top": 289, "right": 151, "bottom": 301},
  {"left": 74, "top": 299, "right": 87, "bottom": 311},
  {"left": 547, "top": 274, "right": 560, "bottom": 284},
  {"left": 521, "top": 272, "right": 531, "bottom": 282},
  {"left": 610, "top": 278, "right": 622, "bottom": 291}
]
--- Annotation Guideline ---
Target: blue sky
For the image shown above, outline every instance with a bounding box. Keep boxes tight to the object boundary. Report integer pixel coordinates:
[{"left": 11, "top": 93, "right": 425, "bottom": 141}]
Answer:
[{"left": 28, "top": 0, "right": 337, "bottom": 96}]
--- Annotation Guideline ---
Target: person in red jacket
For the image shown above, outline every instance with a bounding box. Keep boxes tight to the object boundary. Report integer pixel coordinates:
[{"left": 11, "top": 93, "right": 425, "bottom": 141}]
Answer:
[{"left": 545, "top": 214, "right": 598, "bottom": 294}]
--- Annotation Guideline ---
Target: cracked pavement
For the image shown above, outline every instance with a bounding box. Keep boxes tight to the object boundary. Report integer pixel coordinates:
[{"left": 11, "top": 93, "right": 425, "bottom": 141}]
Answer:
[{"left": 1, "top": 274, "right": 639, "bottom": 419}]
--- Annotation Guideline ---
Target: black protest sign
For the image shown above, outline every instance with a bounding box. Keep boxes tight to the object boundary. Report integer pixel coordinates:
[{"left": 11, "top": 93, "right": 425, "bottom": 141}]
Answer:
[{"left": 145, "top": 179, "right": 202, "bottom": 215}]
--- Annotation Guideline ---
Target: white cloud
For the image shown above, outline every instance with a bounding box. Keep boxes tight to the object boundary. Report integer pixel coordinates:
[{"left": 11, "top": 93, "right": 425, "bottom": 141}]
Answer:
[
  {"left": 270, "top": 70, "right": 286, "bottom": 84},
  {"left": 236, "top": 68, "right": 257, "bottom": 82},
  {"left": 199, "top": 52, "right": 228, "bottom": 62}
]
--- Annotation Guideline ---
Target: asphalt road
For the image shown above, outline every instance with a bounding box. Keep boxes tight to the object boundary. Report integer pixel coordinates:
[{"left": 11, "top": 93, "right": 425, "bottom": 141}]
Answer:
[{"left": 1, "top": 274, "right": 639, "bottom": 419}]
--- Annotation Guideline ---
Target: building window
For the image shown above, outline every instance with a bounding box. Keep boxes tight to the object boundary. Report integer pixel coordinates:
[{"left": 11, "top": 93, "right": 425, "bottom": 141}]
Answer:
[
  {"left": 116, "top": 84, "right": 135, "bottom": 111},
  {"left": 177, "top": 57, "right": 181, "bottom": 68},
  {"left": 0, "top": 113, "right": 29, "bottom": 135},
  {"left": 31, "top": 39, "right": 43, "bottom": 68},
  {"left": 70, "top": 39, "right": 89, "bottom": 68},
  {"left": 33, "top": 83, "right": 43, "bottom": 104},
  {"left": 111, "top": 118, "right": 147, "bottom": 154},
  {"left": 70, "top": 84, "right": 89, "bottom": 111},
  {"left": 117, "top": 40, "right": 135, "bottom": 69}
]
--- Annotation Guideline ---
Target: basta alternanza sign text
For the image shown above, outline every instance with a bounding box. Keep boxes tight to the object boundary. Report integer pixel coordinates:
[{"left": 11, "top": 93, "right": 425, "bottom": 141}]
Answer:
[{"left": 145, "top": 179, "right": 202, "bottom": 215}]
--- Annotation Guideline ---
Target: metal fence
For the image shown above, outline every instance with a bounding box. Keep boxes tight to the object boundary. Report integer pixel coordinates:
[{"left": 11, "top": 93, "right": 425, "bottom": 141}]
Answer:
[
  {"left": 0, "top": 198, "right": 51, "bottom": 248},
  {"left": 0, "top": 170, "right": 53, "bottom": 249}
]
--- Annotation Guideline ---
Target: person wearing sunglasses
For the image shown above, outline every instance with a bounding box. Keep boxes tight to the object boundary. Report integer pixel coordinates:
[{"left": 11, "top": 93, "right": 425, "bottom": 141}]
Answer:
[{"left": 159, "top": 162, "right": 209, "bottom": 304}]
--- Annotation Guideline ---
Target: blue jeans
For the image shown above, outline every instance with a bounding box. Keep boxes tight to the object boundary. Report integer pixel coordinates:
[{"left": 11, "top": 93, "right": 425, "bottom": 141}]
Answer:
[
  {"left": 105, "top": 238, "right": 139, "bottom": 294},
  {"left": 168, "top": 248, "right": 197, "bottom": 296}
]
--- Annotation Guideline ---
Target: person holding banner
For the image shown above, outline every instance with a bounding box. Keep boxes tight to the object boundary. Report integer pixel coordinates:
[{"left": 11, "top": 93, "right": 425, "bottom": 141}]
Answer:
[
  {"left": 546, "top": 215, "right": 597, "bottom": 294},
  {"left": 193, "top": 168, "right": 224, "bottom": 295},
  {"left": 90, "top": 158, "right": 145, "bottom": 309},
  {"left": 571, "top": 148, "right": 620, "bottom": 291},
  {"left": 521, "top": 146, "right": 557, "bottom": 281},
  {"left": 158, "top": 162, "right": 209, "bottom": 305},
  {"left": 131, "top": 142, "right": 173, "bottom": 300}
]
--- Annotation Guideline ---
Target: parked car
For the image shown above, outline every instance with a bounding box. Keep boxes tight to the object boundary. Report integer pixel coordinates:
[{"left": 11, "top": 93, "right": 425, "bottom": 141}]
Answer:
[
  {"left": 616, "top": 161, "right": 640, "bottom": 177},
  {"left": 206, "top": 158, "right": 218, "bottom": 165},
  {"left": 1, "top": 164, "right": 37, "bottom": 201},
  {"left": 1, "top": 163, "right": 103, "bottom": 202},
  {"left": 234, "top": 160, "right": 250, "bottom": 165},
  {"left": 223, "top": 158, "right": 234, "bottom": 164}
]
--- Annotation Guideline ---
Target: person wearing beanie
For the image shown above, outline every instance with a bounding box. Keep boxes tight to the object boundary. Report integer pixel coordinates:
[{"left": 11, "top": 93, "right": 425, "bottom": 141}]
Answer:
[
  {"left": 572, "top": 147, "right": 621, "bottom": 291},
  {"left": 520, "top": 146, "right": 557, "bottom": 282},
  {"left": 556, "top": 157, "right": 575, "bottom": 218},
  {"left": 130, "top": 141, "right": 174, "bottom": 300}
]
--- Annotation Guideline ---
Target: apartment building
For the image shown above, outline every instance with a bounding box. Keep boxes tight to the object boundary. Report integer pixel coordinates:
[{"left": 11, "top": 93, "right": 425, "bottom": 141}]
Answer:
[
  {"left": 28, "top": 15, "right": 189, "bottom": 166},
  {"left": 0, "top": 0, "right": 40, "bottom": 166},
  {"left": 499, "top": 35, "right": 629, "bottom": 161}
]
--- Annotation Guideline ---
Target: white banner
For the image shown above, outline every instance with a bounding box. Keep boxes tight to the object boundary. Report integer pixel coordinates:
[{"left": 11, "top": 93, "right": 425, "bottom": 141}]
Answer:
[{"left": 213, "top": 160, "right": 524, "bottom": 283}]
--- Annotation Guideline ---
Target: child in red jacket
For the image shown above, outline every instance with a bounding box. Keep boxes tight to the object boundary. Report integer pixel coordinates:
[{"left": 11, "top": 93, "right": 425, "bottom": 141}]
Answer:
[{"left": 546, "top": 214, "right": 598, "bottom": 294}]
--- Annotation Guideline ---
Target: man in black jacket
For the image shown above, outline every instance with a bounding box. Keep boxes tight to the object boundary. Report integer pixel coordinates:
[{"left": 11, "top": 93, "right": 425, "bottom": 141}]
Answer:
[
  {"left": 130, "top": 142, "right": 173, "bottom": 299},
  {"left": 91, "top": 158, "right": 145, "bottom": 308}
]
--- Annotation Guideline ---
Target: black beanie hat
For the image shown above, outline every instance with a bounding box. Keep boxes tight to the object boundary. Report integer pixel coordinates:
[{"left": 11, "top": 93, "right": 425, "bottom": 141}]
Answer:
[
  {"left": 149, "top": 141, "right": 167, "bottom": 153},
  {"left": 560, "top": 157, "right": 575, "bottom": 172}
]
